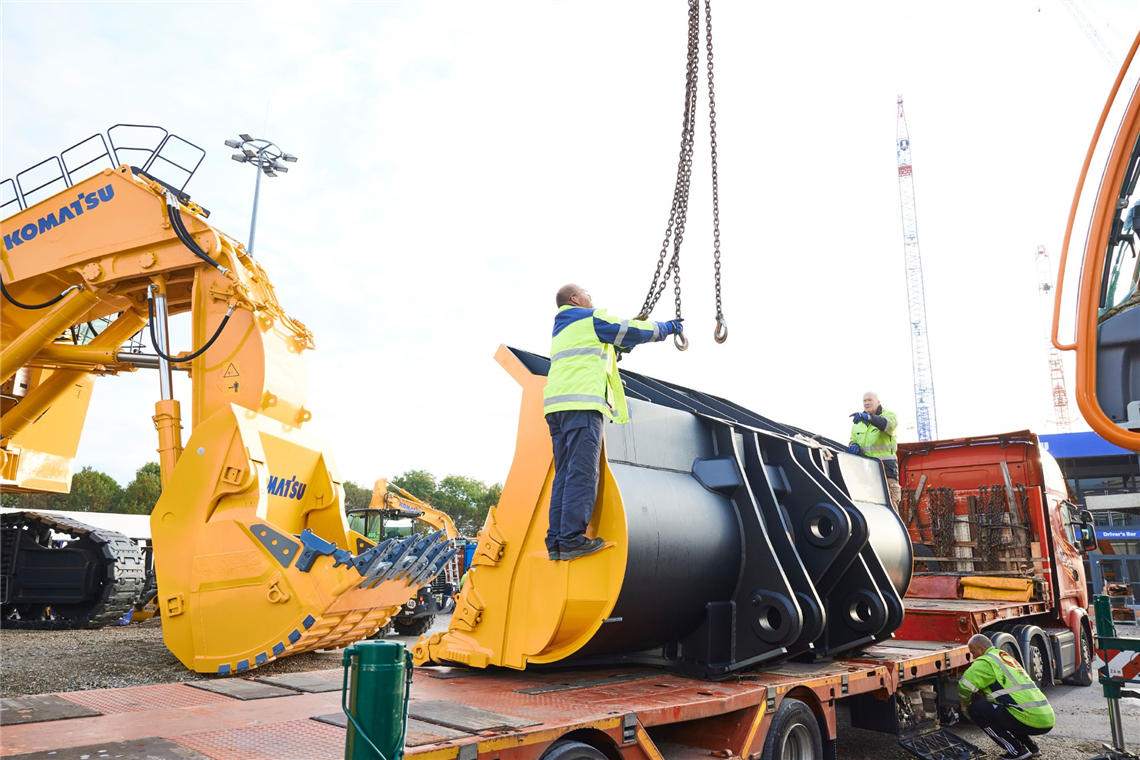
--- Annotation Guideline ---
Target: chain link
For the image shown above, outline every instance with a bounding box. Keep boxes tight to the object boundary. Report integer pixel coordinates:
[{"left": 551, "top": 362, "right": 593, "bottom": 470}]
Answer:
[
  {"left": 638, "top": 0, "right": 700, "bottom": 326},
  {"left": 706, "top": 0, "right": 727, "bottom": 344},
  {"left": 637, "top": 0, "right": 726, "bottom": 347}
]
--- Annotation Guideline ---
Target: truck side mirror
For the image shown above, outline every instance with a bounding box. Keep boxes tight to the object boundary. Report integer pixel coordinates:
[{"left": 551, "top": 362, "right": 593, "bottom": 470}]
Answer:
[{"left": 1078, "top": 509, "right": 1099, "bottom": 553}]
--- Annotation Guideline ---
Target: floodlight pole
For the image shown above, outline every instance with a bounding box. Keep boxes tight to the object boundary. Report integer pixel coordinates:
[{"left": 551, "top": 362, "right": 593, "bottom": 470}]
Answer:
[
  {"left": 225, "top": 135, "right": 297, "bottom": 258},
  {"left": 248, "top": 148, "right": 266, "bottom": 257}
]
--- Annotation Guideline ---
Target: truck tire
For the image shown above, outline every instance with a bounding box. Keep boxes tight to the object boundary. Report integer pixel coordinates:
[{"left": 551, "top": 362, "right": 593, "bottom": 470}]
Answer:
[
  {"left": 541, "top": 740, "right": 608, "bottom": 760},
  {"left": 393, "top": 614, "right": 434, "bottom": 637},
  {"left": 1025, "top": 638, "right": 1048, "bottom": 688},
  {"left": 1063, "top": 626, "right": 1094, "bottom": 687},
  {"left": 762, "top": 698, "right": 822, "bottom": 760}
]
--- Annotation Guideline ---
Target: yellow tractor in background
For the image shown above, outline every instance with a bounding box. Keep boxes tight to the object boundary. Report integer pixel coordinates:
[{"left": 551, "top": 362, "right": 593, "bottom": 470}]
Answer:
[
  {"left": 0, "top": 126, "right": 456, "bottom": 674},
  {"left": 347, "top": 479, "right": 465, "bottom": 637}
]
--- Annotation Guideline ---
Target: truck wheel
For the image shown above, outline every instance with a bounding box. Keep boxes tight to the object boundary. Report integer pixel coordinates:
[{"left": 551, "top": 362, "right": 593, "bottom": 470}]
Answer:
[
  {"left": 392, "top": 614, "right": 434, "bottom": 637},
  {"left": 1026, "top": 639, "right": 1047, "bottom": 688},
  {"left": 369, "top": 621, "right": 393, "bottom": 639},
  {"left": 540, "top": 740, "right": 608, "bottom": 760},
  {"left": 1063, "top": 626, "right": 1094, "bottom": 687},
  {"left": 761, "top": 698, "right": 822, "bottom": 760}
]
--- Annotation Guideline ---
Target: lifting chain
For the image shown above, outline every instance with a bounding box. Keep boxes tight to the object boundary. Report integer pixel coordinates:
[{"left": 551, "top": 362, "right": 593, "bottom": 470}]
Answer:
[{"left": 637, "top": 0, "right": 726, "bottom": 350}]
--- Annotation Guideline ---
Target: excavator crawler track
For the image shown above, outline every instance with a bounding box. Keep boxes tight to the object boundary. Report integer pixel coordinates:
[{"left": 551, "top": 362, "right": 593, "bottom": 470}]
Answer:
[{"left": 0, "top": 511, "right": 146, "bottom": 630}]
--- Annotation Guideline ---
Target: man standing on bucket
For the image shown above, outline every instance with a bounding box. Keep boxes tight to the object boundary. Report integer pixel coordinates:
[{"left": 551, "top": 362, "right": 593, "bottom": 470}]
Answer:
[{"left": 543, "top": 284, "right": 682, "bottom": 561}]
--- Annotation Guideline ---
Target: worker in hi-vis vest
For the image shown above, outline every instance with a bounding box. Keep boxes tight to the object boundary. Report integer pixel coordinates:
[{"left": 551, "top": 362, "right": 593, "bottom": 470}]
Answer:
[
  {"left": 543, "top": 284, "right": 682, "bottom": 561},
  {"left": 848, "top": 391, "right": 901, "bottom": 510},
  {"left": 959, "top": 633, "right": 1055, "bottom": 760}
]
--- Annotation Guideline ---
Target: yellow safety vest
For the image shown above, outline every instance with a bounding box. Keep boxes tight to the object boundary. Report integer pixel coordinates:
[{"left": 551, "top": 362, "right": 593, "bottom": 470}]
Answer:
[
  {"left": 543, "top": 307, "right": 660, "bottom": 424},
  {"left": 850, "top": 407, "right": 899, "bottom": 464}
]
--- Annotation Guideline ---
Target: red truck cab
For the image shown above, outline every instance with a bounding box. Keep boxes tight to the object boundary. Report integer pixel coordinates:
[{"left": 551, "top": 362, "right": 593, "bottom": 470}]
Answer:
[{"left": 896, "top": 430, "right": 1099, "bottom": 688}]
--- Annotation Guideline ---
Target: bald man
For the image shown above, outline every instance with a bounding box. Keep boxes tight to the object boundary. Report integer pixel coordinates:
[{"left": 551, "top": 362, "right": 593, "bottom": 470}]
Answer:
[
  {"left": 543, "top": 284, "right": 682, "bottom": 560},
  {"left": 959, "top": 634, "right": 1054, "bottom": 760},
  {"left": 848, "top": 392, "right": 900, "bottom": 509}
]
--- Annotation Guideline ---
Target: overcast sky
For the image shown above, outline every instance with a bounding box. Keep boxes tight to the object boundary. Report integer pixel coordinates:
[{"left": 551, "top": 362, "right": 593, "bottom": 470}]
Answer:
[{"left": 2, "top": 0, "right": 1138, "bottom": 488}]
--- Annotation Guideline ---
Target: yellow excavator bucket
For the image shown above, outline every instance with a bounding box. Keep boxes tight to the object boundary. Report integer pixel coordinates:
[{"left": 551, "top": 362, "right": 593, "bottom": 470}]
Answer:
[
  {"left": 152, "top": 403, "right": 456, "bottom": 674},
  {"left": 414, "top": 346, "right": 912, "bottom": 678}
]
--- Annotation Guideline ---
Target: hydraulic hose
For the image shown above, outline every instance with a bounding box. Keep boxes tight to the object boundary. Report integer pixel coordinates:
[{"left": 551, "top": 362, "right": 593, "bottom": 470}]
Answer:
[
  {"left": 147, "top": 293, "right": 235, "bottom": 364},
  {"left": 164, "top": 192, "right": 230, "bottom": 275},
  {"left": 1, "top": 279, "right": 81, "bottom": 310}
]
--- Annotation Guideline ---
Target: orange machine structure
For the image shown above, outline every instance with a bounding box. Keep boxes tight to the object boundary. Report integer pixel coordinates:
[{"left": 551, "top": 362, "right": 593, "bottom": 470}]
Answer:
[
  {"left": 0, "top": 128, "right": 454, "bottom": 673},
  {"left": 1054, "top": 30, "right": 1140, "bottom": 452}
]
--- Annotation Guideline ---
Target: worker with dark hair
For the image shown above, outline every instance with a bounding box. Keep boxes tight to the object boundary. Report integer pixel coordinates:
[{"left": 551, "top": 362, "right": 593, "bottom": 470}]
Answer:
[
  {"left": 543, "top": 284, "right": 682, "bottom": 561},
  {"left": 959, "top": 634, "right": 1054, "bottom": 760},
  {"left": 848, "top": 391, "right": 900, "bottom": 509}
]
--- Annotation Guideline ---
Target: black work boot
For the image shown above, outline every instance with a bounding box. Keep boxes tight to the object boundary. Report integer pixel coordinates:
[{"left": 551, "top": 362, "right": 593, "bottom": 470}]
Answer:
[
  {"left": 548, "top": 548, "right": 561, "bottom": 561},
  {"left": 561, "top": 537, "right": 605, "bottom": 560}
]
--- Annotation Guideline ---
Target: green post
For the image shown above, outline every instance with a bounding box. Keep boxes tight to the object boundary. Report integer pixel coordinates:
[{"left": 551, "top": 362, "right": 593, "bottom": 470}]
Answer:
[
  {"left": 342, "top": 640, "right": 411, "bottom": 760},
  {"left": 1093, "top": 594, "right": 1118, "bottom": 639}
]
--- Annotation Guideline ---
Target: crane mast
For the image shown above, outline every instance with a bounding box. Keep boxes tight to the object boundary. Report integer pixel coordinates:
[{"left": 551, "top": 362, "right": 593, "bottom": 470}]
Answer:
[
  {"left": 895, "top": 96, "right": 939, "bottom": 442},
  {"left": 1035, "top": 245, "right": 1072, "bottom": 432}
]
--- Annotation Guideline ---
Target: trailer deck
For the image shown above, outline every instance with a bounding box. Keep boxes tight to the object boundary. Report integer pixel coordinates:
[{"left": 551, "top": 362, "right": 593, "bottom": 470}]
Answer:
[{"left": 0, "top": 640, "right": 972, "bottom": 760}]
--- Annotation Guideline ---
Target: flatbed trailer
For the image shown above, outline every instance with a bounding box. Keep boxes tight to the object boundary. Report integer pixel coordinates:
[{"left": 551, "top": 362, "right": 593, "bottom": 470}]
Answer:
[
  {"left": 0, "top": 638, "right": 980, "bottom": 760},
  {"left": 396, "top": 639, "right": 977, "bottom": 760}
]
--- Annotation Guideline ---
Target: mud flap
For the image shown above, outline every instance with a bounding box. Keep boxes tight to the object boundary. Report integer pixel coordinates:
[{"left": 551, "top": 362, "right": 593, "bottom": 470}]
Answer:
[{"left": 897, "top": 727, "right": 986, "bottom": 760}]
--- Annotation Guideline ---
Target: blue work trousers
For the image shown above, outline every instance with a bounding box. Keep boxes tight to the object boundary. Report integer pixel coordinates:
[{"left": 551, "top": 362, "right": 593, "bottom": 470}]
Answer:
[{"left": 546, "top": 410, "right": 604, "bottom": 552}]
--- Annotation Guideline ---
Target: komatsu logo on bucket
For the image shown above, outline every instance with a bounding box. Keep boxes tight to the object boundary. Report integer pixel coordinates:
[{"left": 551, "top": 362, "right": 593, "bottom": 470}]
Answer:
[
  {"left": 2, "top": 185, "right": 115, "bottom": 249},
  {"left": 267, "top": 475, "right": 307, "bottom": 500}
]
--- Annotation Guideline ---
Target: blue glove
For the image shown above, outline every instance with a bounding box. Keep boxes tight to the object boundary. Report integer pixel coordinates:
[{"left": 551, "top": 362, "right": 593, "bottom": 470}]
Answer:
[
  {"left": 663, "top": 318, "right": 685, "bottom": 336},
  {"left": 848, "top": 443, "right": 862, "bottom": 455},
  {"left": 850, "top": 412, "right": 871, "bottom": 424}
]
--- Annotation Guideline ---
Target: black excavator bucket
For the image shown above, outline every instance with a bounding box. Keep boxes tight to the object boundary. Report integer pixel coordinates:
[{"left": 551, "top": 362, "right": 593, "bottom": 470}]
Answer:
[{"left": 415, "top": 346, "right": 912, "bottom": 678}]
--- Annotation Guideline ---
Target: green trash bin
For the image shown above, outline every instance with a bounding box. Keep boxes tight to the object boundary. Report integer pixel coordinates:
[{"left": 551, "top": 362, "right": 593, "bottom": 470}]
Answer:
[{"left": 342, "top": 639, "right": 412, "bottom": 760}]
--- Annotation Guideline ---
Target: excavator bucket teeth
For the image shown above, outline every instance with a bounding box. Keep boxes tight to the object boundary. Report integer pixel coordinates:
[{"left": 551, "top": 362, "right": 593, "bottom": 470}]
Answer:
[
  {"left": 399, "top": 533, "right": 451, "bottom": 584},
  {"left": 408, "top": 542, "right": 457, "bottom": 588},
  {"left": 351, "top": 538, "right": 396, "bottom": 575},
  {"left": 150, "top": 405, "right": 450, "bottom": 674},
  {"left": 415, "top": 546, "right": 460, "bottom": 588},
  {"left": 414, "top": 346, "right": 913, "bottom": 678},
  {"left": 393, "top": 531, "right": 443, "bottom": 580}
]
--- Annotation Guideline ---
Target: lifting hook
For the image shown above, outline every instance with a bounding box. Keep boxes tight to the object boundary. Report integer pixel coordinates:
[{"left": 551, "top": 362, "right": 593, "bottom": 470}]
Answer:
[
  {"left": 714, "top": 317, "right": 728, "bottom": 344},
  {"left": 674, "top": 332, "right": 689, "bottom": 351}
]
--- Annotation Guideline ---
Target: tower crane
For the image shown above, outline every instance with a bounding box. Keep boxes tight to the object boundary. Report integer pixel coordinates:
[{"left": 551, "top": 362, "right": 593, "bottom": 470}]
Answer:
[
  {"left": 1035, "top": 245, "right": 1072, "bottom": 432},
  {"left": 895, "top": 96, "right": 939, "bottom": 442}
]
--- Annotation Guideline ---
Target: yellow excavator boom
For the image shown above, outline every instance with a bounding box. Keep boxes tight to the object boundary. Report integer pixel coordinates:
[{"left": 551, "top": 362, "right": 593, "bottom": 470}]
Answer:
[
  {"left": 369, "top": 478, "right": 460, "bottom": 539},
  {"left": 1, "top": 140, "right": 455, "bottom": 672}
]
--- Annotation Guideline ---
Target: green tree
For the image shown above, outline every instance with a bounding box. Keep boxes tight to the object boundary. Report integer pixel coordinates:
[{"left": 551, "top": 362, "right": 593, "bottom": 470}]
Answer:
[
  {"left": 390, "top": 470, "right": 438, "bottom": 503},
  {"left": 434, "top": 475, "right": 502, "bottom": 535},
  {"left": 119, "top": 462, "right": 162, "bottom": 514},
  {"left": 0, "top": 490, "right": 66, "bottom": 511},
  {"left": 65, "top": 466, "right": 123, "bottom": 513},
  {"left": 342, "top": 480, "right": 371, "bottom": 511}
]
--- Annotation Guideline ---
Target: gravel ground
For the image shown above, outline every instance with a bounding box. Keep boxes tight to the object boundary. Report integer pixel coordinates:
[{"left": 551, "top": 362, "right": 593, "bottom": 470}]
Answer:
[{"left": 0, "top": 616, "right": 442, "bottom": 697}]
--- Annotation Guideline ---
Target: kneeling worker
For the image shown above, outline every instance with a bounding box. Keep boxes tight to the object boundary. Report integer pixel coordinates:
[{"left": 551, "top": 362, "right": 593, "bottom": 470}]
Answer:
[
  {"left": 543, "top": 284, "right": 681, "bottom": 561},
  {"left": 959, "top": 633, "right": 1054, "bottom": 760}
]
